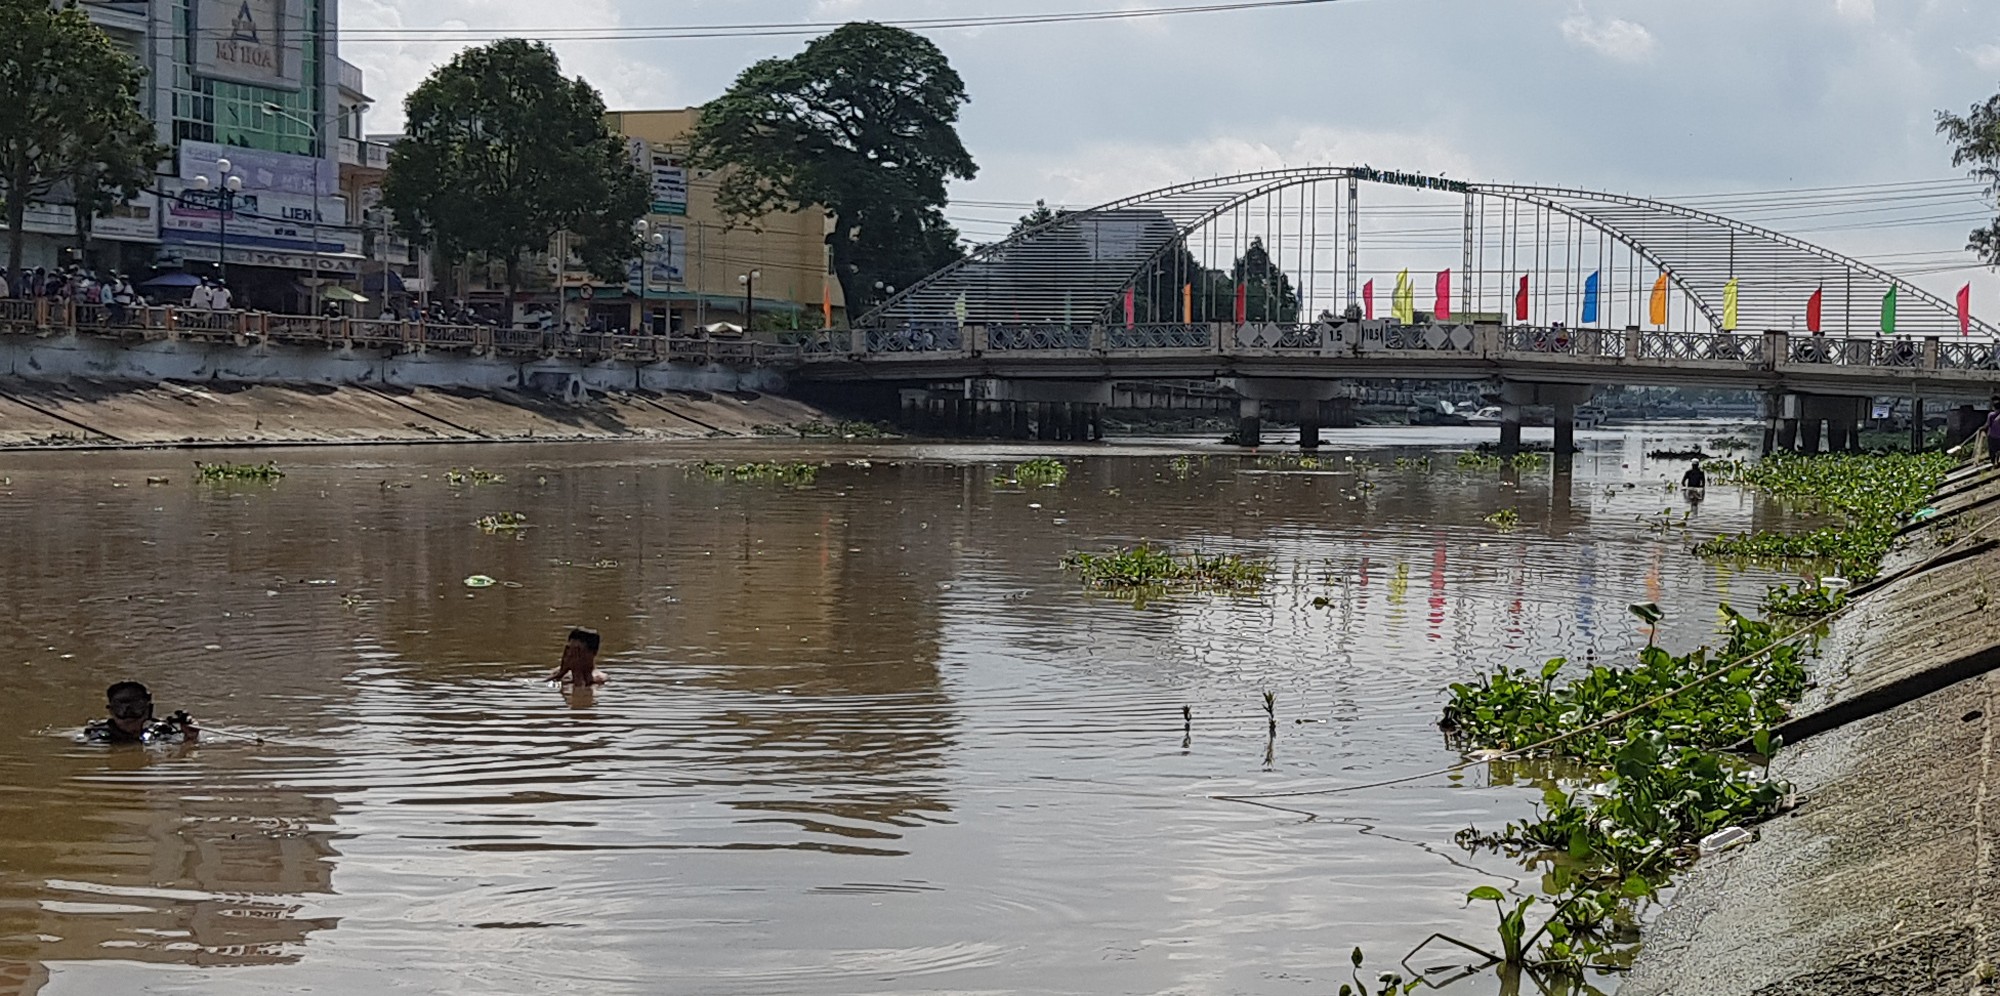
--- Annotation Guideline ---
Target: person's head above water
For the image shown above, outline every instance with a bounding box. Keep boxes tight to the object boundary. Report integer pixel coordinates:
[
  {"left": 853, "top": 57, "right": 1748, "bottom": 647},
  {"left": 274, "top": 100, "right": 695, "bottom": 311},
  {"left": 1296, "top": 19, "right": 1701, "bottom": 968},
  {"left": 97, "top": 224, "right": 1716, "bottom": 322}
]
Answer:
[
  {"left": 568, "top": 628, "right": 602, "bottom": 656},
  {"left": 105, "top": 681, "right": 154, "bottom": 735}
]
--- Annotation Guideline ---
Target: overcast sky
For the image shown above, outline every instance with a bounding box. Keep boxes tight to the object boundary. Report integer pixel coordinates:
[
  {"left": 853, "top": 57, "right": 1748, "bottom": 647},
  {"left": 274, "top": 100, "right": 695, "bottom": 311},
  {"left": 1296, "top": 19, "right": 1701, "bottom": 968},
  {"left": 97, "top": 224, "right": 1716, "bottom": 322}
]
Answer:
[{"left": 341, "top": 0, "right": 2000, "bottom": 304}]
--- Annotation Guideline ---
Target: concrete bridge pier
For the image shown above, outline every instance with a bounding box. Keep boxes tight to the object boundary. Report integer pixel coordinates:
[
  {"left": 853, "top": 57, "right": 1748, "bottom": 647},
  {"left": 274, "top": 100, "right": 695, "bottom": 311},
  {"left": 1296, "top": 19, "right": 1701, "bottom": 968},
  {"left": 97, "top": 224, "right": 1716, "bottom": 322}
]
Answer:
[
  {"left": 1785, "top": 394, "right": 1871, "bottom": 454},
  {"left": 1911, "top": 397, "right": 1926, "bottom": 452},
  {"left": 1221, "top": 378, "right": 1356, "bottom": 449},
  {"left": 964, "top": 379, "right": 1110, "bottom": 442},
  {"left": 1236, "top": 398, "right": 1263, "bottom": 447},
  {"left": 1499, "top": 382, "right": 1596, "bottom": 468}
]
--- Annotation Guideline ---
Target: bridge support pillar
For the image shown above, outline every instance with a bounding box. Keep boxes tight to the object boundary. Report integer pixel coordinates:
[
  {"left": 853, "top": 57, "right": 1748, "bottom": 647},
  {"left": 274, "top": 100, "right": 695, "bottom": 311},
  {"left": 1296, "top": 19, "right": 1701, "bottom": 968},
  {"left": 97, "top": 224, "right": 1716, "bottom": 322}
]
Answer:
[
  {"left": 1552, "top": 400, "right": 1577, "bottom": 471},
  {"left": 1826, "top": 419, "right": 1851, "bottom": 454},
  {"left": 1776, "top": 418, "right": 1798, "bottom": 453},
  {"left": 1911, "top": 397, "right": 1926, "bottom": 452},
  {"left": 1090, "top": 405, "right": 1104, "bottom": 441},
  {"left": 1498, "top": 406, "right": 1523, "bottom": 457},
  {"left": 1298, "top": 402, "right": 1323, "bottom": 449},
  {"left": 1237, "top": 398, "right": 1263, "bottom": 448},
  {"left": 1798, "top": 419, "right": 1823, "bottom": 454}
]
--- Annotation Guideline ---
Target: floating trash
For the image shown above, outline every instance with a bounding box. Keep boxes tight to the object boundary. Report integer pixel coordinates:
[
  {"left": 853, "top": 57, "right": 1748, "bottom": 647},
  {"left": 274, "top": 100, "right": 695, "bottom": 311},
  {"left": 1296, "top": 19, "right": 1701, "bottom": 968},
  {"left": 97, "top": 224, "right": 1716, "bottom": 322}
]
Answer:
[{"left": 463, "top": 575, "right": 497, "bottom": 588}]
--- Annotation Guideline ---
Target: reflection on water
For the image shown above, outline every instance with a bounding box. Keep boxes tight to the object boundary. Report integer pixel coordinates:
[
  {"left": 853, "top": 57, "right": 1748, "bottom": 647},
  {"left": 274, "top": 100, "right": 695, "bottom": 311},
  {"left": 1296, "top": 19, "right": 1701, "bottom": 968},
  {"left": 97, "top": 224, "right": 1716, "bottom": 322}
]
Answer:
[{"left": 0, "top": 425, "right": 1793, "bottom": 994}]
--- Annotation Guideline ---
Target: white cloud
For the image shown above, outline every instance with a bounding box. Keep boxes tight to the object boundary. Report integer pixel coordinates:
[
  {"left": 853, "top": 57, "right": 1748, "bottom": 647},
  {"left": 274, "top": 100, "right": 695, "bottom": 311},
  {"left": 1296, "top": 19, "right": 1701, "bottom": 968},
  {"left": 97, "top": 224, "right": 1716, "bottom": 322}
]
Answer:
[
  {"left": 1558, "top": 12, "right": 1657, "bottom": 63},
  {"left": 340, "top": 0, "right": 664, "bottom": 133},
  {"left": 1970, "top": 43, "right": 2000, "bottom": 72},
  {"left": 1833, "top": 0, "right": 1876, "bottom": 22}
]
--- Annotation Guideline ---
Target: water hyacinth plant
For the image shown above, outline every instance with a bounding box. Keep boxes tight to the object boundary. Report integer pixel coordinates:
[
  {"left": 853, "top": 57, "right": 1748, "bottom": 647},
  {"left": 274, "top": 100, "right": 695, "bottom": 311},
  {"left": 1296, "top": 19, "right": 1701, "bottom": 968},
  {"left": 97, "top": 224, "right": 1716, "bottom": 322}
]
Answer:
[
  {"left": 1695, "top": 452, "right": 1951, "bottom": 579},
  {"left": 194, "top": 461, "right": 283, "bottom": 482},
  {"left": 691, "top": 461, "right": 822, "bottom": 485},
  {"left": 1060, "top": 544, "right": 1269, "bottom": 594}
]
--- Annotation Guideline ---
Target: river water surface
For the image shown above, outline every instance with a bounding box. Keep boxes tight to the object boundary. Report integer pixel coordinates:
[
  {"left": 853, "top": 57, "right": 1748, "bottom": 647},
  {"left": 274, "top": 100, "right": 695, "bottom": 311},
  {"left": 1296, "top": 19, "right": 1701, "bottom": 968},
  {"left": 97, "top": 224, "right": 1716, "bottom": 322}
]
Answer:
[{"left": 0, "top": 425, "right": 1798, "bottom": 995}]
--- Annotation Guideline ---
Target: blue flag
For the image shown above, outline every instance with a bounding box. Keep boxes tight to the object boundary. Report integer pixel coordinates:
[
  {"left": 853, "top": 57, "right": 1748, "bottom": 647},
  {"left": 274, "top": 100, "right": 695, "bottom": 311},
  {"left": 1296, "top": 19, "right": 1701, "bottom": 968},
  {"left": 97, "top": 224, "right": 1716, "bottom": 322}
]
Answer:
[{"left": 1582, "top": 271, "right": 1601, "bottom": 325}]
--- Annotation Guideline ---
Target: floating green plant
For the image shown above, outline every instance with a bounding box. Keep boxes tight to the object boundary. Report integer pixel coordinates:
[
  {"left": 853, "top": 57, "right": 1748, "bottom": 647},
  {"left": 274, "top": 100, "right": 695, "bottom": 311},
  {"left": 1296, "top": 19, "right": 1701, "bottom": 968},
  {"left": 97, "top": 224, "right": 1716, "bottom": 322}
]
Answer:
[
  {"left": 1060, "top": 544, "right": 1269, "bottom": 594},
  {"left": 1012, "top": 457, "right": 1069, "bottom": 484},
  {"left": 446, "top": 467, "right": 505, "bottom": 486},
  {"left": 691, "top": 461, "right": 821, "bottom": 485},
  {"left": 1694, "top": 452, "right": 1951, "bottom": 579},
  {"left": 1484, "top": 508, "right": 1521, "bottom": 530},
  {"left": 474, "top": 511, "right": 529, "bottom": 533},
  {"left": 1456, "top": 452, "right": 1504, "bottom": 470},
  {"left": 194, "top": 461, "right": 283, "bottom": 482}
]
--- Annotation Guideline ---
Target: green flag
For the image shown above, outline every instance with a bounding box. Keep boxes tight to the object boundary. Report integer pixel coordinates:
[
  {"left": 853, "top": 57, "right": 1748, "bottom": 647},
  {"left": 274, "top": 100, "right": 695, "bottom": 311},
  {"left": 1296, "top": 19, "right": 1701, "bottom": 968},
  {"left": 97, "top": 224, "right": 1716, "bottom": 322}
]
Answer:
[{"left": 1881, "top": 286, "right": 1897, "bottom": 335}]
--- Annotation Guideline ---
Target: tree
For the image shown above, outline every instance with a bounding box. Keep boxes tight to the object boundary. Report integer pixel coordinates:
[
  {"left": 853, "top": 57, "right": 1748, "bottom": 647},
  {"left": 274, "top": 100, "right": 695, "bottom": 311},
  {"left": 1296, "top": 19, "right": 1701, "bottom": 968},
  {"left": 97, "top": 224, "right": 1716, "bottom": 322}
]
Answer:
[
  {"left": 384, "top": 39, "right": 646, "bottom": 327},
  {"left": 688, "top": 22, "right": 977, "bottom": 317},
  {"left": 0, "top": 0, "right": 164, "bottom": 276},
  {"left": 1230, "top": 238, "right": 1301, "bottom": 322},
  {"left": 1939, "top": 90, "right": 2000, "bottom": 267}
]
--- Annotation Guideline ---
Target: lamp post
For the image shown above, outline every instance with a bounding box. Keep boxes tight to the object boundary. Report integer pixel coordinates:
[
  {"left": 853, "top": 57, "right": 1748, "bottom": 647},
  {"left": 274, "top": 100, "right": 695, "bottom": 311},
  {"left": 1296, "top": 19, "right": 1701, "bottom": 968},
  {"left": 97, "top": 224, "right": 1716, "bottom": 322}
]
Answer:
[
  {"left": 634, "top": 220, "right": 667, "bottom": 334},
  {"left": 191, "top": 159, "right": 243, "bottom": 285},
  {"left": 737, "top": 268, "right": 761, "bottom": 331},
  {"left": 260, "top": 102, "right": 325, "bottom": 315}
]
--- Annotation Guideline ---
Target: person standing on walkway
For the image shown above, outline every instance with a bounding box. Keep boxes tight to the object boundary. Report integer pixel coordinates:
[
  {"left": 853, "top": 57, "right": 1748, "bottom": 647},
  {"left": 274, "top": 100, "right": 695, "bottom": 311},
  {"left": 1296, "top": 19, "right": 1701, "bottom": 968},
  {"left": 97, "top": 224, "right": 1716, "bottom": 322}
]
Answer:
[{"left": 1986, "top": 401, "right": 2000, "bottom": 466}]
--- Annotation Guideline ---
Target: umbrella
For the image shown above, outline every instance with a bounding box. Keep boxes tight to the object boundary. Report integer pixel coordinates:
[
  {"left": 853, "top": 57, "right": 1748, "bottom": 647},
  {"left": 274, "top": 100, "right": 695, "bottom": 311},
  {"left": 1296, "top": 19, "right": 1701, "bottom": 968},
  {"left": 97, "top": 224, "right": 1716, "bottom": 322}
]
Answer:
[
  {"left": 142, "top": 272, "right": 202, "bottom": 288},
  {"left": 704, "top": 322, "right": 744, "bottom": 335},
  {"left": 324, "top": 286, "right": 370, "bottom": 304}
]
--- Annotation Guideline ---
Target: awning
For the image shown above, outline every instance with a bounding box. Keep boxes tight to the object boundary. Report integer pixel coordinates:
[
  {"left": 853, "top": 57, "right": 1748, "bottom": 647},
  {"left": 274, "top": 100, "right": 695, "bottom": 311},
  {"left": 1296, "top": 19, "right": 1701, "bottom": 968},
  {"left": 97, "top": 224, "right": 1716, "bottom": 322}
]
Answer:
[
  {"left": 141, "top": 271, "right": 202, "bottom": 288},
  {"left": 323, "top": 286, "right": 370, "bottom": 303},
  {"left": 360, "top": 269, "right": 406, "bottom": 295}
]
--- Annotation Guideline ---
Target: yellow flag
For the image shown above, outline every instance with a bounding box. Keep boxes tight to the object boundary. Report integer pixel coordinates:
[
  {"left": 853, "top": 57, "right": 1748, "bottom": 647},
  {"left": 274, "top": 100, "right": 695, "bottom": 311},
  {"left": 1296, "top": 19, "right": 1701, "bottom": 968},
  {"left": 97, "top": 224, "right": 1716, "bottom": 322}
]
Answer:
[
  {"left": 1722, "top": 278, "right": 1739, "bottom": 331},
  {"left": 1649, "top": 272, "right": 1670, "bottom": 327},
  {"left": 1392, "top": 268, "right": 1415, "bottom": 324},
  {"left": 1182, "top": 282, "right": 1192, "bottom": 323}
]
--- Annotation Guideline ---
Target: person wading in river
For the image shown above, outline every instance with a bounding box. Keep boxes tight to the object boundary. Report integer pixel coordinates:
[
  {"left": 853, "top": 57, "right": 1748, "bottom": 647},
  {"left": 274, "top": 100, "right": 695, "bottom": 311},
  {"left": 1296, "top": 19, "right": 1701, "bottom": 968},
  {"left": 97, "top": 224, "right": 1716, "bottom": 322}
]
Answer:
[
  {"left": 1986, "top": 401, "right": 2000, "bottom": 467},
  {"left": 546, "top": 628, "right": 608, "bottom": 686},
  {"left": 1681, "top": 461, "right": 1707, "bottom": 491},
  {"left": 81, "top": 681, "right": 199, "bottom": 744}
]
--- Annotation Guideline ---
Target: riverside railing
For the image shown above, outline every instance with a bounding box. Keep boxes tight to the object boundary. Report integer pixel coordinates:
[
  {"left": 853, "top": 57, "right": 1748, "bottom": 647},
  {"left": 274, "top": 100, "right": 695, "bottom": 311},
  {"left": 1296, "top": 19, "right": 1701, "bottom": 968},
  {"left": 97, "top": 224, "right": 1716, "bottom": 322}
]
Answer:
[{"left": 0, "top": 300, "right": 804, "bottom": 367}]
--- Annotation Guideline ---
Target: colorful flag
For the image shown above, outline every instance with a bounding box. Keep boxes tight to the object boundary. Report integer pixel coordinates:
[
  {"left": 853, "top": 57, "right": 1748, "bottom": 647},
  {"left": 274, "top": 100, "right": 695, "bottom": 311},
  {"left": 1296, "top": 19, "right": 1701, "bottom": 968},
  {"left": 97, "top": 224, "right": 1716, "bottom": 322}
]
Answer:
[
  {"left": 1182, "top": 282, "right": 1192, "bottom": 324},
  {"left": 822, "top": 282, "right": 832, "bottom": 329},
  {"left": 1122, "top": 286, "right": 1135, "bottom": 328},
  {"left": 1582, "top": 271, "right": 1600, "bottom": 325},
  {"left": 1722, "top": 277, "right": 1740, "bottom": 332},
  {"left": 1649, "top": 272, "right": 1669, "bottom": 327},
  {"left": 1959, "top": 283, "right": 1972, "bottom": 336},
  {"left": 1233, "top": 282, "right": 1247, "bottom": 323},
  {"left": 1362, "top": 280, "right": 1375, "bottom": 320},
  {"left": 953, "top": 291, "right": 968, "bottom": 327},
  {"left": 1807, "top": 287, "right": 1823, "bottom": 333},
  {"left": 1881, "top": 286, "right": 1897, "bottom": 335},
  {"left": 1392, "top": 269, "right": 1415, "bottom": 324},
  {"left": 1514, "top": 275, "right": 1529, "bottom": 322},
  {"left": 1434, "top": 269, "right": 1452, "bottom": 321}
]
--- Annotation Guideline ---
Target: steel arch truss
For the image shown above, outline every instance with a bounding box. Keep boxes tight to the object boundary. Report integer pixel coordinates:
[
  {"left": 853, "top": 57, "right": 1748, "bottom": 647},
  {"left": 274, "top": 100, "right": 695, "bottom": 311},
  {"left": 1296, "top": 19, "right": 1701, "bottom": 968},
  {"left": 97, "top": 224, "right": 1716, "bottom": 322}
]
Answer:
[{"left": 858, "top": 168, "right": 1993, "bottom": 339}]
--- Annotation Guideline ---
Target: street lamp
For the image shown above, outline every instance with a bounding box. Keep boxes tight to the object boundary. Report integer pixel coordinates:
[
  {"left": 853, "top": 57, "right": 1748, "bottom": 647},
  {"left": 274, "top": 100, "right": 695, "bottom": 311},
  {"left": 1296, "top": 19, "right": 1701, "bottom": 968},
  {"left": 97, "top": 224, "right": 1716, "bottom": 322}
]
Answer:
[
  {"left": 634, "top": 220, "right": 667, "bottom": 334},
  {"left": 737, "top": 268, "right": 761, "bottom": 331},
  {"left": 260, "top": 102, "right": 325, "bottom": 315},
  {"left": 191, "top": 159, "right": 243, "bottom": 285}
]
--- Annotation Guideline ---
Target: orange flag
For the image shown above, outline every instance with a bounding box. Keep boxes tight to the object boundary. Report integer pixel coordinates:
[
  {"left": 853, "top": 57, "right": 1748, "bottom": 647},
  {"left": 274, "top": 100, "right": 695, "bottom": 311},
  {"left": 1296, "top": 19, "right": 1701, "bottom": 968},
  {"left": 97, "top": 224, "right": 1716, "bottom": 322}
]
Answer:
[
  {"left": 1648, "top": 272, "right": 1670, "bottom": 327},
  {"left": 822, "top": 282, "right": 832, "bottom": 328}
]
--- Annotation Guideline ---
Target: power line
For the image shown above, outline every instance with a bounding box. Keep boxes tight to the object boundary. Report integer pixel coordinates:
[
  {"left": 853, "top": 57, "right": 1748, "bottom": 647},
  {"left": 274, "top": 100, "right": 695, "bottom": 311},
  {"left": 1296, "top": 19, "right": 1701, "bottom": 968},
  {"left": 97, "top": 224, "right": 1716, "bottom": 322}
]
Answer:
[{"left": 331, "top": 0, "right": 1386, "bottom": 44}]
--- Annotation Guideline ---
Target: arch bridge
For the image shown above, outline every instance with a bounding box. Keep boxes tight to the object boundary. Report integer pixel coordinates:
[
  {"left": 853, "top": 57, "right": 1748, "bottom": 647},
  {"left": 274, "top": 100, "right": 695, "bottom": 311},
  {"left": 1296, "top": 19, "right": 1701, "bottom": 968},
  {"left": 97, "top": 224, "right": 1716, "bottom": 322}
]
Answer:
[{"left": 798, "top": 167, "right": 1999, "bottom": 456}]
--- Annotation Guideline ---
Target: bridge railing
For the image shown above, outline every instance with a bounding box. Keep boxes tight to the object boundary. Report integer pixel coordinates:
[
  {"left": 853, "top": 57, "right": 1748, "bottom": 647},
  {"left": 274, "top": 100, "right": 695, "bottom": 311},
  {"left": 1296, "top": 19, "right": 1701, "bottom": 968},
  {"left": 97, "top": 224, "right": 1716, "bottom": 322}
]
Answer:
[
  {"left": 1107, "top": 323, "right": 1212, "bottom": 349},
  {"left": 1502, "top": 326, "right": 1625, "bottom": 358},
  {"left": 1938, "top": 341, "right": 2000, "bottom": 371},
  {"left": 989, "top": 324, "right": 1092, "bottom": 350}
]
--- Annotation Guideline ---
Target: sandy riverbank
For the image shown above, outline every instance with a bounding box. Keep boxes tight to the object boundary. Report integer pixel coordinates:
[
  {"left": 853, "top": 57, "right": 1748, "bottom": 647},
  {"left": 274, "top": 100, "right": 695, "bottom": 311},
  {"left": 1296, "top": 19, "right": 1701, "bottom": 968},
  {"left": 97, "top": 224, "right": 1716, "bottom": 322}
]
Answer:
[{"left": 0, "top": 378, "right": 839, "bottom": 450}]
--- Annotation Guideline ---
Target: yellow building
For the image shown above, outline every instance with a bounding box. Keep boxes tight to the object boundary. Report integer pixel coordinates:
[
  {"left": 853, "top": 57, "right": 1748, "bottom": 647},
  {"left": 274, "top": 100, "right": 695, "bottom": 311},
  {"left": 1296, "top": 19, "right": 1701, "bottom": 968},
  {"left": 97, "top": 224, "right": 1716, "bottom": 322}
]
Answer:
[{"left": 574, "top": 108, "right": 848, "bottom": 334}]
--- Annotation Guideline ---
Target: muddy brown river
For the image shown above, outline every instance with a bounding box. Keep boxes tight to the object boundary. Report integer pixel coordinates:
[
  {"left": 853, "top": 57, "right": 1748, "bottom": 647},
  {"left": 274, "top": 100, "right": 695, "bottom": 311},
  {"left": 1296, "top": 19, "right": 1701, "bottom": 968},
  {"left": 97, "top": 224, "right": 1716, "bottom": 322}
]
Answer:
[{"left": 0, "top": 425, "right": 1795, "bottom": 994}]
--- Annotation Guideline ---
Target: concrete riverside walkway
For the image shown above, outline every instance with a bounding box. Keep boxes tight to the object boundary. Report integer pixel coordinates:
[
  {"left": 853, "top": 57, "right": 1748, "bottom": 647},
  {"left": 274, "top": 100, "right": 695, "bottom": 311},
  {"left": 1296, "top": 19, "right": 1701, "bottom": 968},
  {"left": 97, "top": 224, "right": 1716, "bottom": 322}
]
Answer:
[{"left": 1622, "top": 463, "right": 2000, "bottom": 996}]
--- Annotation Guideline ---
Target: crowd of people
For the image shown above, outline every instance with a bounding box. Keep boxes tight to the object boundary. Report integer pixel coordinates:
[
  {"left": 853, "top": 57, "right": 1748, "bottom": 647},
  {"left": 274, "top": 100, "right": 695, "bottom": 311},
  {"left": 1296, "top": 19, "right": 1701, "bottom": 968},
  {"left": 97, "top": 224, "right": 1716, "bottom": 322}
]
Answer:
[{"left": 6, "top": 265, "right": 144, "bottom": 317}]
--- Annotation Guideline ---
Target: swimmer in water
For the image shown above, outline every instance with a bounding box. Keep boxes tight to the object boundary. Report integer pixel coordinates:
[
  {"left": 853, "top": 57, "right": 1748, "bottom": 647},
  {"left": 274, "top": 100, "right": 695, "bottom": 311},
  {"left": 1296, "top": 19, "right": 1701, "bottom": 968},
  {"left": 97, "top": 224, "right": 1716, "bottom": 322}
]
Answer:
[
  {"left": 546, "top": 628, "right": 607, "bottom": 686},
  {"left": 81, "top": 681, "right": 199, "bottom": 743}
]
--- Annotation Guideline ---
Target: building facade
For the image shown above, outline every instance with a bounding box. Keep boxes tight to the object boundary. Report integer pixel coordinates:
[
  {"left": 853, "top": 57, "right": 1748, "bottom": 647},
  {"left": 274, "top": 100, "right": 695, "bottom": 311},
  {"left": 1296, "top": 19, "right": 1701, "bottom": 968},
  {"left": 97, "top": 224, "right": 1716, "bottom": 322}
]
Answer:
[{"left": 23, "top": 2, "right": 406, "bottom": 310}]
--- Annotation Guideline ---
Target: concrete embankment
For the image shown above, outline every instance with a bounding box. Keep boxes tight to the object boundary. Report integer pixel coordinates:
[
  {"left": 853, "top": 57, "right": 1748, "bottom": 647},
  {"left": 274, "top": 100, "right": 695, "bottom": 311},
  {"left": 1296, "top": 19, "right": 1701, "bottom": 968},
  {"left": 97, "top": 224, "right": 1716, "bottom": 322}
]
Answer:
[
  {"left": 0, "top": 330, "right": 837, "bottom": 449},
  {"left": 1622, "top": 462, "right": 2000, "bottom": 996},
  {"left": 0, "top": 379, "right": 835, "bottom": 449}
]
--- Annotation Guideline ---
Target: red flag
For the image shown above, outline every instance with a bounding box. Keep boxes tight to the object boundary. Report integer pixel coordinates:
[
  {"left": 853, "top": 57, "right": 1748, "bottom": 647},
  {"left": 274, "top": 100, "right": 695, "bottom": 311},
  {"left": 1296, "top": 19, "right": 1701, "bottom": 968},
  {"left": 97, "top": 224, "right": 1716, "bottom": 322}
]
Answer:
[
  {"left": 1514, "top": 275, "right": 1529, "bottom": 321},
  {"left": 1807, "top": 287, "right": 1823, "bottom": 334},
  {"left": 1959, "top": 283, "right": 1972, "bottom": 335},
  {"left": 1435, "top": 270, "right": 1452, "bottom": 322},
  {"left": 1362, "top": 280, "right": 1375, "bottom": 320},
  {"left": 1233, "top": 282, "right": 1247, "bottom": 323},
  {"left": 1123, "top": 286, "right": 1135, "bottom": 328}
]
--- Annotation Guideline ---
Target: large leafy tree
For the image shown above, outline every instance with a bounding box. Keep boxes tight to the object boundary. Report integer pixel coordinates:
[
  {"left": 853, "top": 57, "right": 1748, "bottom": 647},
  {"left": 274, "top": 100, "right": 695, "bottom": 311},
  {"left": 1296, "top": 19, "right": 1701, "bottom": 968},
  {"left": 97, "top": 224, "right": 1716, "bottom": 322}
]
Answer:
[
  {"left": 384, "top": 39, "right": 646, "bottom": 326},
  {"left": 688, "top": 22, "right": 976, "bottom": 316},
  {"left": 0, "top": 0, "right": 165, "bottom": 275},
  {"left": 1939, "top": 90, "right": 2000, "bottom": 266}
]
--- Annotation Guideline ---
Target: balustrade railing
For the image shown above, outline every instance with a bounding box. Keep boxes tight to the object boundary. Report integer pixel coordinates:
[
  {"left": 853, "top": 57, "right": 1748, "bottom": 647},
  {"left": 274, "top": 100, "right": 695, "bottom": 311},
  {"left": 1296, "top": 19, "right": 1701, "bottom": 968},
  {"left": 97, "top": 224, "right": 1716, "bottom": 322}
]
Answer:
[
  {"left": 1106, "top": 323, "right": 1211, "bottom": 349},
  {"left": 865, "top": 324, "right": 961, "bottom": 353},
  {"left": 1502, "top": 326, "right": 1623, "bottom": 358},
  {"left": 1938, "top": 341, "right": 2000, "bottom": 371},
  {"left": 987, "top": 324, "right": 1090, "bottom": 350},
  {"left": 1639, "top": 331, "right": 1763, "bottom": 363}
]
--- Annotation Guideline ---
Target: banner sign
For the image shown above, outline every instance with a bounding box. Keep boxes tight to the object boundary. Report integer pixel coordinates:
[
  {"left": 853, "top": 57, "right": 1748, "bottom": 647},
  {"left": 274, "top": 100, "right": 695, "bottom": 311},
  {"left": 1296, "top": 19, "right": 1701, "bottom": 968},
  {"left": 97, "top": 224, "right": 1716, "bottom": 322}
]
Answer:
[
  {"left": 180, "top": 141, "right": 335, "bottom": 198},
  {"left": 628, "top": 139, "right": 689, "bottom": 216},
  {"left": 16, "top": 192, "right": 161, "bottom": 243},
  {"left": 193, "top": 0, "right": 305, "bottom": 91},
  {"left": 161, "top": 180, "right": 357, "bottom": 256}
]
